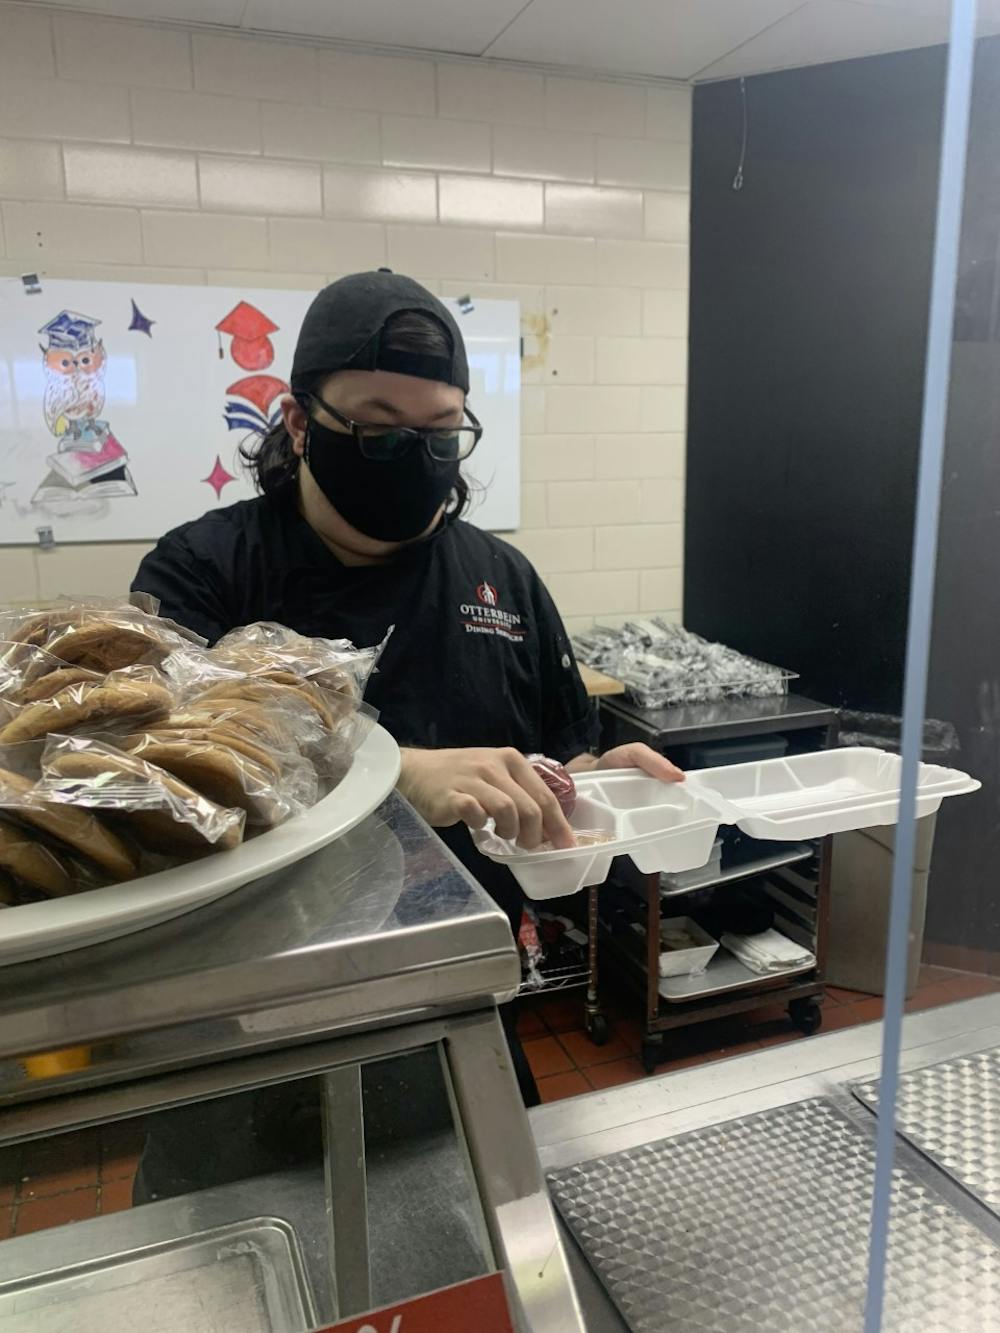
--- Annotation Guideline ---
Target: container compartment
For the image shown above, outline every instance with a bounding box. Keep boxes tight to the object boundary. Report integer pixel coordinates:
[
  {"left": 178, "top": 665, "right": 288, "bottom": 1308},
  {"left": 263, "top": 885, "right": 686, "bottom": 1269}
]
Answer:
[
  {"left": 590, "top": 774, "right": 686, "bottom": 811},
  {"left": 658, "top": 916, "right": 720, "bottom": 978}
]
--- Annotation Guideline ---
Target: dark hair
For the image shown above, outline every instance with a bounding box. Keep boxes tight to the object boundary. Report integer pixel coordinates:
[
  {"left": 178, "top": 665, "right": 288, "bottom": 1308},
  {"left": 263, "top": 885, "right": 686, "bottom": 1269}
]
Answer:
[{"left": 240, "top": 309, "right": 471, "bottom": 516}]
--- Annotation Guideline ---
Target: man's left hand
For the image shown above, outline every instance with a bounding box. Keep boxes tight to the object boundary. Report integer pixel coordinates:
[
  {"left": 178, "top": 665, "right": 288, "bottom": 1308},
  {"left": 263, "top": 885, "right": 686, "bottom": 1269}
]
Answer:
[{"left": 566, "top": 743, "right": 684, "bottom": 783}]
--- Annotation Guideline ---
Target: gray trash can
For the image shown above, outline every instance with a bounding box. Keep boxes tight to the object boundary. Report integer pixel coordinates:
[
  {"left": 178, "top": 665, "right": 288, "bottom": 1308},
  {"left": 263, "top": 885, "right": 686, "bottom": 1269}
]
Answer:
[{"left": 826, "top": 815, "right": 937, "bottom": 998}]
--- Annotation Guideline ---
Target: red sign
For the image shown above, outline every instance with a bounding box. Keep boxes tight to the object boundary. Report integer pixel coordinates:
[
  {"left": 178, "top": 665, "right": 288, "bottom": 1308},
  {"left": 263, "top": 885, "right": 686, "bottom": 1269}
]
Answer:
[{"left": 314, "top": 1273, "right": 513, "bottom": 1333}]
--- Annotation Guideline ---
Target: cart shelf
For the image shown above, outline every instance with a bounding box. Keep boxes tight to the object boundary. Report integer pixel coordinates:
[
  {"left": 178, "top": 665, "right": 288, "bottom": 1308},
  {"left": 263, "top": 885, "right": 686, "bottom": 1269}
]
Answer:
[
  {"left": 660, "top": 840, "right": 815, "bottom": 897},
  {"left": 658, "top": 949, "right": 814, "bottom": 1002}
]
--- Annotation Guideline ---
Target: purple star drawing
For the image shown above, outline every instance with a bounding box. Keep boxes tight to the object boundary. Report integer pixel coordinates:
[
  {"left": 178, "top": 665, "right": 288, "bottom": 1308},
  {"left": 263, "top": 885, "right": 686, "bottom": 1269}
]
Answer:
[
  {"left": 128, "top": 299, "right": 155, "bottom": 337},
  {"left": 203, "top": 454, "right": 236, "bottom": 500}
]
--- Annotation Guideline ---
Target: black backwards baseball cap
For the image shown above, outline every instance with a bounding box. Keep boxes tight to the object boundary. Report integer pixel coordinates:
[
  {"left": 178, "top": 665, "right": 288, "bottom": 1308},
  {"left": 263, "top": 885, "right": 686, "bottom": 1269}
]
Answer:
[{"left": 290, "top": 269, "right": 469, "bottom": 394}]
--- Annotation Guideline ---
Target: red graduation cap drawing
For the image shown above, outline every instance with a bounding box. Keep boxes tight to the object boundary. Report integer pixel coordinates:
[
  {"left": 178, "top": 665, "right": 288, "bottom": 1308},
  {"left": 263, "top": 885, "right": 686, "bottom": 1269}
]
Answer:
[
  {"left": 226, "top": 374, "right": 288, "bottom": 415},
  {"left": 216, "top": 302, "right": 279, "bottom": 371}
]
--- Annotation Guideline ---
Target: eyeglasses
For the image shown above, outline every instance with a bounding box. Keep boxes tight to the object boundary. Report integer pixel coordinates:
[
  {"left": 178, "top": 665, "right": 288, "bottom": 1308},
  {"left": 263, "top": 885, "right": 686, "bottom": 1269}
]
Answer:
[{"left": 303, "top": 391, "right": 482, "bottom": 463}]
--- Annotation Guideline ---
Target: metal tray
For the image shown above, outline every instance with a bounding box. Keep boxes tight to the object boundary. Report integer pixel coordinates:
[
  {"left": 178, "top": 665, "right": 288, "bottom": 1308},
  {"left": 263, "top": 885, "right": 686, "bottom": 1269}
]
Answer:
[
  {"left": 0, "top": 1217, "right": 315, "bottom": 1333},
  {"left": 657, "top": 948, "right": 813, "bottom": 1002}
]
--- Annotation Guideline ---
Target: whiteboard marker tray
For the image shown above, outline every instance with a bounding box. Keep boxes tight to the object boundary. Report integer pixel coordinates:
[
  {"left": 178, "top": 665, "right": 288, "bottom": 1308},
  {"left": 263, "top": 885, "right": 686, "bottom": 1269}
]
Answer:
[
  {"left": 0, "top": 1217, "right": 316, "bottom": 1333},
  {"left": 472, "top": 771, "right": 722, "bottom": 900},
  {"left": 0, "top": 723, "right": 401, "bottom": 966},
  {"left": 687, "top": 747, "right": 981, "bottom": 841}
]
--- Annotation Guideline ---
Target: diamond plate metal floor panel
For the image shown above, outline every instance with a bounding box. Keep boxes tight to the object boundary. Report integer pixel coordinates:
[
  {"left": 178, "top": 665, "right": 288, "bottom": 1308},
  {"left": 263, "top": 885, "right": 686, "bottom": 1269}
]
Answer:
[
  {"left": 854, "top": 1046, "right": 1000, "bottom": 1215},
  {"left": 548, "top": 1097, "right": 1000, "bottom": 1333}
]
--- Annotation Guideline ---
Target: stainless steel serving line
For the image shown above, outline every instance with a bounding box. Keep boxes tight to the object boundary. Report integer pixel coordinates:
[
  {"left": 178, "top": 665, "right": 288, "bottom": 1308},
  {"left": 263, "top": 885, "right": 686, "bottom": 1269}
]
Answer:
[
  {"left": 530, "top": 994, "right": 1000, "bottom": 1332},
  {"left": 0, "top": 794, "right": 585, "bottom": 1333}
]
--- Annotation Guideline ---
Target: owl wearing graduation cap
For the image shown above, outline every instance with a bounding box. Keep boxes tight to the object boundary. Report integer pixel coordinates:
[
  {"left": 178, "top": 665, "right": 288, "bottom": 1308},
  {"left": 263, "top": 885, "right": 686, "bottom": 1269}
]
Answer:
[{"left": 39, "top": 310, "right": 107, "bottom": 437}]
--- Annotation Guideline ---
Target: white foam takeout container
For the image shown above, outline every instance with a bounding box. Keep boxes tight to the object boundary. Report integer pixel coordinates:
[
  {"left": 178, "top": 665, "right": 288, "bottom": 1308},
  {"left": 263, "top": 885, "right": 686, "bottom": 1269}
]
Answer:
[
  {"left": 471, "top": 771, "right": 725, "bottom": 900},
  {"left": 686, "top": 747, "right": 981, "bottom": 842},
  {"left": 472, "top": 747, "right": 980, "bottom": 901}
]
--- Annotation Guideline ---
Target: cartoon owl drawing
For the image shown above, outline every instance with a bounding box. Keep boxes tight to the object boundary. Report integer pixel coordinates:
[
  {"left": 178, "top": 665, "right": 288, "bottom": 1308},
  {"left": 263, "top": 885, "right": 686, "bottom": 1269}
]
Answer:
[{"left": 39, "top": 311, "right": 107, "bottom": 438}]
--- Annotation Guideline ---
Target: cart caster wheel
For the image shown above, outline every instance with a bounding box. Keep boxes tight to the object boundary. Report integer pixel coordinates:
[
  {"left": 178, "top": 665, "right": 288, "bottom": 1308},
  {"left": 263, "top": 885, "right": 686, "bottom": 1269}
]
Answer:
[
  {"left": 789, "top": 998, "right": 823, "bottom": 1036},
  {"left": 641, "top": 1039, "right": 662, "bottom": 1074},
  {"left": 588, "top": 1013, "right": 610, "bottom": 1047}
]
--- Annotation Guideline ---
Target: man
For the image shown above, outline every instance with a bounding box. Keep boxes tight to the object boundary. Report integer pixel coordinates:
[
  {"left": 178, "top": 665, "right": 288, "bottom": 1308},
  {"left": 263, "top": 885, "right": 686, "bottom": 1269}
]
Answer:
[{"left": 135, "top": 269, "right": 681, "bottom": 1106}]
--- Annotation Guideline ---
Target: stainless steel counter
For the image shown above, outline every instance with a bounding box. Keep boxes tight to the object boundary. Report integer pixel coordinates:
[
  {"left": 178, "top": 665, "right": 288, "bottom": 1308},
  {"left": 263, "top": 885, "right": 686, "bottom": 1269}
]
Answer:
[
  {"left": 531, "top": 995, "right": 1000, "bottom": 1332},
  {"left": 0, "top": 793, "right": 518, "bottom": 1101},
  {"left": 0, "top": 796, "right": 585, "bottom": 1333}
]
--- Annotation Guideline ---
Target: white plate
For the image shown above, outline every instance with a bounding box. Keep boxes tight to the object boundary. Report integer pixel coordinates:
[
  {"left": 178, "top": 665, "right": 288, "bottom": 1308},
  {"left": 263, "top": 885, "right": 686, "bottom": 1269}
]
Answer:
[{"left": 0, "top": 723, "right": 401, "bottom": 968}]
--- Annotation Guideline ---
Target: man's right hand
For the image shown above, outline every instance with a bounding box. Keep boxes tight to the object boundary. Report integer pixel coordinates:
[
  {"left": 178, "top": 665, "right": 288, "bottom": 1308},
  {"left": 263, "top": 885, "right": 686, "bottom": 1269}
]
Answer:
[{"left": 397, "top": 747, "right": 576, "bottom": 850}]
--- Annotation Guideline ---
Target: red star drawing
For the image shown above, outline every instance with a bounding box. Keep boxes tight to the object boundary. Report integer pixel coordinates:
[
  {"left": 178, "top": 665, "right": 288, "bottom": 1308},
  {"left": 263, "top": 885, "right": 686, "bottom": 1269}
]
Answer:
[{"left": 203, "top": 454, "right": 236, "bottom": 500}]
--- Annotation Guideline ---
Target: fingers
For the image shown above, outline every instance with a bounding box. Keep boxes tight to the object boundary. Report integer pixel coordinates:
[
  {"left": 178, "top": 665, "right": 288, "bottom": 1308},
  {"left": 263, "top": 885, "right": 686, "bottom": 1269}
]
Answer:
[
  {"left": 600, "top": 743, "right": 685, "bottom": 782},
  {"left": 502, "top": 751, "right": 576, "bottom": 849},
  {"left": 453, "top": 791, "right": 489, "bottom": 830},
  {"left": 462, "top": 777, "right": 530, "bottom": 844},
  {"left": 456, "top": 749, "right": 577, "bottom": 850},
  {"left": 630, "top": 744, "right": 685, "bottom": 782}
]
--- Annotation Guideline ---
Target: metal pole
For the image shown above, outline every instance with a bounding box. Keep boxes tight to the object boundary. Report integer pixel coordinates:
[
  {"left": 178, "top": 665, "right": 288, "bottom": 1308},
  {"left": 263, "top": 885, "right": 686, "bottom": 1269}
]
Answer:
[{"left": 863, "top": 3, "right": 976, "bottom": 1329}]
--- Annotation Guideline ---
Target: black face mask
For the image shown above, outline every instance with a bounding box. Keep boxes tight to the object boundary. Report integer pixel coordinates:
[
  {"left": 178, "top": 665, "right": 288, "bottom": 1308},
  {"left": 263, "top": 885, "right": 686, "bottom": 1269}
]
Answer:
[{"left": 303, "top": 419, "right": 459, "bottom": 542}]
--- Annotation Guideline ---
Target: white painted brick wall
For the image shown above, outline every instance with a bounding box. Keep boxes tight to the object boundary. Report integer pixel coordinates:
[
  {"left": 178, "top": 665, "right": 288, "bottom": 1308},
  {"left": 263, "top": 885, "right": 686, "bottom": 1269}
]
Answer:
[{"left": 0, "top": 6, "right": 689, "bottom": 626}]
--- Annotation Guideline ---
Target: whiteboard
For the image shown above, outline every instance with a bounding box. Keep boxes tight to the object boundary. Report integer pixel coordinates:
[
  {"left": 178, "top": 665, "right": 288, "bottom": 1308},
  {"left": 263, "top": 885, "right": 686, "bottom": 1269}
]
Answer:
[{"left": 0, "top": 279, "right": 520, "bottom": 545}]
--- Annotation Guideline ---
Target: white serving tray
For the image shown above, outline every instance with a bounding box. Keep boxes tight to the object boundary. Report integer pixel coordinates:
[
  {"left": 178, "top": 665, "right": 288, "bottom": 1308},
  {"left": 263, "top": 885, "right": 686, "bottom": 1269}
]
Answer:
[
  {"left": 686, "top": 747, "right": 981, "bottom": 841},
  {"left": 472, "top": 772, "right": 722, "bottom": 900},
  {"left": 472, "top": 747, "right": 980, "bottom": 900},
  {"left": 0, "top": 723, "right": 401, "bottom": 967}
]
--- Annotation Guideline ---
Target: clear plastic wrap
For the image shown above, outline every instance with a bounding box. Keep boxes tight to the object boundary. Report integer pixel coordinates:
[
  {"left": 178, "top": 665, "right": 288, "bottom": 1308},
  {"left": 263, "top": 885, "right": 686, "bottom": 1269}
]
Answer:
[
  {"left": 837, "top": 710, "right": 960, "bottom": 762},
  {"left": 526, "top": 754, "right": 578, "bottom": 817},
  {"left": 517, "top": 904, "right": 546, "bottom": 991},
  {"left": 211, "top": 621, "right": 380, "bottom": 698},
  {"left": 0, "top": 760, "right": 139, "bottom": 885},
  {"left": 172, "top": 659, "right": 377, "bottom": 789},
  {"left": 38, "top": 735, "right": 245, "bottom": 853},
  {"left": 571, "top": 619, "right": 797, "bottom": 710},
  {"left": 0, "top": 598, "right": 205, "bottom": 673},
  {"left": 120, "top": 727, "right": 317, "bottom": 827},
  {"left": 0, "top": 817, "right": 82, "bottom": 899},
  {"left": 0, "top": 666, "right": 174, "bottom": 746},
  {"left": 0, "top": 642, "right": 102, "bottom": 705},
  {"left": 0, "top": 599, "right": 384, "bottom": 912}
]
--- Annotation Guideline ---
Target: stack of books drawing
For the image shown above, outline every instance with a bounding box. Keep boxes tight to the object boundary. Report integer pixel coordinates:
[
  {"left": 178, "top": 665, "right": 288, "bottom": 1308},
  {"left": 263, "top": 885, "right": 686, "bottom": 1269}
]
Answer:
[{"left": 33, "top": 421, "right": 136, "bottom": 504}]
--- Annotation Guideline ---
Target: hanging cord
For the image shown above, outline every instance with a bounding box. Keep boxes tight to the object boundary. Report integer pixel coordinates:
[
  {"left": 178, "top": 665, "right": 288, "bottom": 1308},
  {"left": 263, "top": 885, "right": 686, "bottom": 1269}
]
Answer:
[{"left": 732, "top": 77, "right": 748, "bottom": 190}]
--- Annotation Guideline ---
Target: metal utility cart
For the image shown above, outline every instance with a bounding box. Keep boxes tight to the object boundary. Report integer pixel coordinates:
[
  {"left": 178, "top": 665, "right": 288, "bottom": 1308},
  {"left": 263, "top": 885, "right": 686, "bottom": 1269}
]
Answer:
[
  {"left": 597, "top": 692, "right": 840, "bottom": 1072},
  {"left": 0, "top": 795, "right": 584, "bottom": 1333}
]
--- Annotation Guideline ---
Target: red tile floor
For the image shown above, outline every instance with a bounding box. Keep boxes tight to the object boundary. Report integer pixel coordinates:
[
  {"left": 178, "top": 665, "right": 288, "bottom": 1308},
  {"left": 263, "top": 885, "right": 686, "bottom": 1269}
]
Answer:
[
  {"left": 520, "top": 964, "right": 1000, "bottom": 1104},
  {"left": 0, "top": 1119, "right": 144, "bottom": 1241},
  {"left": 2, "top": 965, "right": 998, "bottom": 1235}
]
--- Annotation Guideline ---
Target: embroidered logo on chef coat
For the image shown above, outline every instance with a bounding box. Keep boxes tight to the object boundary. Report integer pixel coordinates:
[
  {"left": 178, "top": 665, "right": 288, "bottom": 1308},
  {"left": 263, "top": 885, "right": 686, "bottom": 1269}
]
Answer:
[{"left": 460, "top": 581, "right": 526, "bottom": 642}]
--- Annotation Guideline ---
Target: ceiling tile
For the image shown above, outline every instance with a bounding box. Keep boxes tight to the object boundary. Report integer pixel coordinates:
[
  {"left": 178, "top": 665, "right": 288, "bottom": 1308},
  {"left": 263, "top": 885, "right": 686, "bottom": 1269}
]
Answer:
[
  {"left": 241, "top": 0, "right": 529, "bottom": 54},
  {"left": 485, "top": 0, "right": 805, "bottom": 79},
  {"left": 697, "top": 0, "right": 949, "bottom": 80},
  {"left": 25, "top": 0, "right": 245, "bottom": 21},
  {"left": 836, "top": 0, "right": 1000, "bottom": 33}
]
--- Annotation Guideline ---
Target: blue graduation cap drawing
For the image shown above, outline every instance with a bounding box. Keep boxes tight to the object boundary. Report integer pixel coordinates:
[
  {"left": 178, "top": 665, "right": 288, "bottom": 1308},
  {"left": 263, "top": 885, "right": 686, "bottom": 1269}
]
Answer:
[{"left": 38, "top": 310, "right": 101, "bottom": 352}]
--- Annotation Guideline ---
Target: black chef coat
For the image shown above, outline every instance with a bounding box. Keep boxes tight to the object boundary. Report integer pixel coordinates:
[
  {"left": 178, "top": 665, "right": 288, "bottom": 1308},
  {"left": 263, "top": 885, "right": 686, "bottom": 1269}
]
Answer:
[{"left": 132, "top": 484, "right": 595, "bottom": 927}]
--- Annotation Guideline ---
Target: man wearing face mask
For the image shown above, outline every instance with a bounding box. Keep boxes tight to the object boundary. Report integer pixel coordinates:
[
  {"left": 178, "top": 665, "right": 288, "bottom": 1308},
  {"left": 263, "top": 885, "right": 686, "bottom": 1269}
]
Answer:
[{"left": 134, "top": 270, "right": 681, "bottom": 1108}]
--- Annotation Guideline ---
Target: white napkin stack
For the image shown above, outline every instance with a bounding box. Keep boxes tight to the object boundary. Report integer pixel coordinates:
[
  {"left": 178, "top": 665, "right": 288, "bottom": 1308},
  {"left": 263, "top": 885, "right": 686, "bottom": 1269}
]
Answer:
[{"left": 721, "top": 928, "right": 815, "bottom": 975}]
